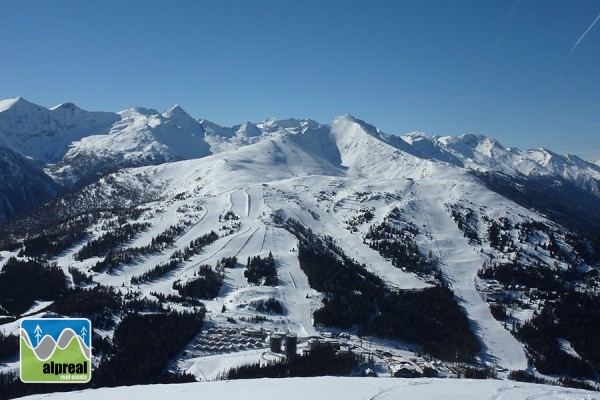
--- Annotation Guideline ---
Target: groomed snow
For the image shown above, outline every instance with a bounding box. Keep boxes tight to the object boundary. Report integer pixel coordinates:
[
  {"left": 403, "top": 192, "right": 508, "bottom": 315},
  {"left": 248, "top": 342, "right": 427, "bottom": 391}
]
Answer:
[{"left": 15, "top": 377, "right": 599, "bottom": 400}]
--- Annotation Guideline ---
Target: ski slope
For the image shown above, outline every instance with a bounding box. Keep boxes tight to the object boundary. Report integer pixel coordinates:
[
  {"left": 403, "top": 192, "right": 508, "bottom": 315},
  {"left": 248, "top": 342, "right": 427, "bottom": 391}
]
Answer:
[{"left": 414, "top": 180, "right": 528, "bottom": 370}]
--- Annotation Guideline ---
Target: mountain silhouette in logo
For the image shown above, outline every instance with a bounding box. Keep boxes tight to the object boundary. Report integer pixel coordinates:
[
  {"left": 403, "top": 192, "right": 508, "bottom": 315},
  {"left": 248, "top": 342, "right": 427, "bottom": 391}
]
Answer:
[{"left": 20, "top": 328, "right": 91, "bottom": 361}]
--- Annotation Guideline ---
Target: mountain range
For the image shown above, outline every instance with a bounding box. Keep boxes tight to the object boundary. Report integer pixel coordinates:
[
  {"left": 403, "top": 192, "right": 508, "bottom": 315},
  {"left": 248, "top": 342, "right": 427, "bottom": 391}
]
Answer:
[
  {"left": 1, "top": 97, "right": 599, "bottom": 223},
  {"left": 1, "top": 97, "right": 600, "bottom": 397}
]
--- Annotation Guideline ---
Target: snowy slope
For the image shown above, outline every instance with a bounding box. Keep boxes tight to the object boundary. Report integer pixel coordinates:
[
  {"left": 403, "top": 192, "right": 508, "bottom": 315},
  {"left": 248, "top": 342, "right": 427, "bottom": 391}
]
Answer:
[
  {"left": 48, "top": 106, "right": 211, "bottom": 187},
  {"left": 412, "top": 179, "right": 527, "bottom": 370},
  {"left": 15, "top": 377, "right": 599, "bottom": 400}
]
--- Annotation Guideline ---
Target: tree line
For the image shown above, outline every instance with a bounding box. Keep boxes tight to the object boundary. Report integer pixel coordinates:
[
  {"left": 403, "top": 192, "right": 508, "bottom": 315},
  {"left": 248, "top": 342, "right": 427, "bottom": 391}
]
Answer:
[
  {"left": 0, "top": 257, "right": 67, "bottom": 315},
  {"left": 173, "top": 264, "right": 225, "bottom": 299},
  {"left": 130, "top": 230, "right": 220, "bottom": 284},
  {"left": 244, "top": 252, "right": 277, "bottom": 286},
  {"left": 222, "top": 347, "right": 361, "bottom": 379}
]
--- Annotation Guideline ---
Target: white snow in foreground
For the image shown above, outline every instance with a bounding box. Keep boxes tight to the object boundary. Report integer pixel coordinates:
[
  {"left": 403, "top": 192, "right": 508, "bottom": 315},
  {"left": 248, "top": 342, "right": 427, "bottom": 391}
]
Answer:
[{"left": 15, "top": 377, "right": 599, "bottom": 400}]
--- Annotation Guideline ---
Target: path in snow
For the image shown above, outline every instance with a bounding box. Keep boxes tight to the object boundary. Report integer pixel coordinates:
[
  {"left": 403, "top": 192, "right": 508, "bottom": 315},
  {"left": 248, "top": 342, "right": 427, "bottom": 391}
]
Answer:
[
  {"left": 230, "top": 188, "right": 250, "bottom": 217},
  {"left": 417, "top": 182, "right": 528, "bottom": 370},
  {"left": 245, "top": 186, "right": 264, "bottom": 219},
  {"left": 264, "top": 227, "right": 318, "bottom": 338}
]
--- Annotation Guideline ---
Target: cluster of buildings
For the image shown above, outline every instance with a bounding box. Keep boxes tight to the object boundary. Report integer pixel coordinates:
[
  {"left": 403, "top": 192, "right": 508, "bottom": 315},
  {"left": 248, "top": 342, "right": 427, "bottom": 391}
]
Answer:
[
  {"left": 192, "top": 327, "right": 299, "bottom": 358},
  {"left": 479, "top": 279, "right": 534, "bottom": 303},
  {"left": 194, "top": 327, "right": 268, "bottom": 354},
  {"left": 268, "top": 332, "right": 297, "bottom": 359},
  {"left": 192, "top": 326, "right": 446, "bottom": 379}
]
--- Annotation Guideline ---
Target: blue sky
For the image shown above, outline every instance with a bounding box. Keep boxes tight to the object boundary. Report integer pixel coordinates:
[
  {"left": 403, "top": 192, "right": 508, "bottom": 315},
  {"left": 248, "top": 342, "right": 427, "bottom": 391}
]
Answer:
[{"left": 1, "top": 0, "right": 599, "bottom": 159}]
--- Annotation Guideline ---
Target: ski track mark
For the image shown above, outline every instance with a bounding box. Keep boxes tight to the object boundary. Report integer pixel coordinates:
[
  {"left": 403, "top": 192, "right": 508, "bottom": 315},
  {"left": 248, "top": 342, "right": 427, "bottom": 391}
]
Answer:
[
  {"left": 234, "top": 227, "right": 260, "bottom": 257},
  {"left": 259, "top": 227, "right": 267, "bottom": 253}
]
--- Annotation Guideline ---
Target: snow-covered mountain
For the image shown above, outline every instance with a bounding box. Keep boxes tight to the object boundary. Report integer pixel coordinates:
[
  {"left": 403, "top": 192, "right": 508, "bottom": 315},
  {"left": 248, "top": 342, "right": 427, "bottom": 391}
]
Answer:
[
  {"left": 0, "top": 97, "right": 119, "bottom": 165},
  {"left": 402, "top": 132, "right": 600, "bottom": 195},
  {"left": 1, "top": 98, "right": 600, "bottom": 397},
  {"left": 1, "top": 97, "right": 600, "bottom": 222},
  {"left": 48, "top": 105, "right": 211, "bottom": 187}
]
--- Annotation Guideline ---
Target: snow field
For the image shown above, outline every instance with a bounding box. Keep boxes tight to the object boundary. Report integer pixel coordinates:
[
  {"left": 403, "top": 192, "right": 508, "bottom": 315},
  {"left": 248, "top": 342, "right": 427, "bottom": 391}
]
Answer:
[{"left": 14, "top": 377, "right": 600, "bottom": 400}]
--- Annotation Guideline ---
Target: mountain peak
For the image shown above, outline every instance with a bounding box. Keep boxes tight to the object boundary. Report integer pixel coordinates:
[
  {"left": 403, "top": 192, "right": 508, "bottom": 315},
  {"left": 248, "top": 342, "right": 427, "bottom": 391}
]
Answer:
[
  {"left": 162, "top": 104, "right": 199, "bottom": 126},
  {"left": 255, "top": 118, "right": 321, "bottom": 134},
  {"left": 50, "top": 102, "right": 81, "bottom": 111},
  {"left": 235, "top": 122, "right": 262, "bottom": 138},
  {"left": 121, "top": 107, "right": 160, "bottom": 117},
  {"left": 163, "top": 104, "right": 188, "bottom": 116},
  {"left": 331, "top": 114, "right": 382, "bottom": 139},
  {"left": 0, "top": 96, "right": 39, "bottom": 113},
  {"left": 332, "top": 114, "right": 358, "bottom": 124}
]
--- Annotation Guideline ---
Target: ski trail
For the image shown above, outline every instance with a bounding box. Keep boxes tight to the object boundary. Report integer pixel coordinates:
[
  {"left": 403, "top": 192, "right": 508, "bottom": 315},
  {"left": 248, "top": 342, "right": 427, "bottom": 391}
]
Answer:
[
  {"left": 175, "top": 204, "right": 209, "bottom": 244},
  {"left": 417, "top": 182, "right": 528, "bottom": 370},
  {"left": 245, "top": 185, "right": 264, "bottom": 219},
  {"left": 175, "top": 226, "right": 253, "bottom": 278},
  {"left": 245, "top": 189, "right": 251, "bottom": 217},
  {"left": 234, "top": 227, "right": 260, "bottom": 257},
  {"left": 263, "top": 227, "right": 318, "bottom": 338},
  {"left": 288, "top": 272, "right": 297, "bottom": 288},
  {"left": 229, "top": 189, "right": 247, "bottom": 217}
]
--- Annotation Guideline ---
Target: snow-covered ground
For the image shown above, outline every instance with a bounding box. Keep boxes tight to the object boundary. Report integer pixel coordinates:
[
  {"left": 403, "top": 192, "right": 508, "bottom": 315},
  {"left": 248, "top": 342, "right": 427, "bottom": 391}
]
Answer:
[
  {"left": 413, "top": 180, "right": 528, "bottom": 370},
  {"left": 15, "top": 377, "right": 600, "bottom": 400}
]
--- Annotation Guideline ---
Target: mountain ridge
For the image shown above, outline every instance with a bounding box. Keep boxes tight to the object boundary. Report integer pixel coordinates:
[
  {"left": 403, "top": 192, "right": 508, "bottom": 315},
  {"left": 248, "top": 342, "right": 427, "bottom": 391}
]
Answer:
[{"left": 1, "top": 96, "right": 599, "bottom": 224}]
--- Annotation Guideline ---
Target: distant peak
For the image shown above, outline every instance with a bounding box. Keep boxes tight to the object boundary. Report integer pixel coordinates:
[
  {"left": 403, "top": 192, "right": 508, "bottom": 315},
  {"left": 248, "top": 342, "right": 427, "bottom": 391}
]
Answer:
[
  {"left": 235, "top": 122, "right": 262, "bottom": 137},
  {"left": 121, "top": 107, "right": 160, "bottom": 116},
  {"left": 405, "top": 132, "right": 427, "bottom": 139},
  {"left": 50, "top": 102, "right": 81, "bottom": 111},
  {"left": 254, "top": 118, "right": 319, "bottom": 134},
  {"left": 0, "top": 96, "right": 37, "bottom": 112},
  {"left": 332, "top": 114, "right": 358, "bottom": 124},
  {"left": 163, "top": 104, "right": 194, "bottom": 120},
  {"left": 437, "top": 133, "right": 502, "bottom": 149},
  {"left": 331, "top": 114, "right": 382, "bottom": 138},
  {"left": 165, "top": 104, "right": 186, "bottom": 114},
  {"left": 531, "top": 147, "right": 556, "bottom": 157}
]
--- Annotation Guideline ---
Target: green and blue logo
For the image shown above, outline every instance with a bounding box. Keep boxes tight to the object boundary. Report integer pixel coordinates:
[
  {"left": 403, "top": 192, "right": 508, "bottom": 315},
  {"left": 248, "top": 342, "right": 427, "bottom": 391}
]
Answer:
[{"left": 20, "top": 318, "right": 91, "bottom": 383}]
